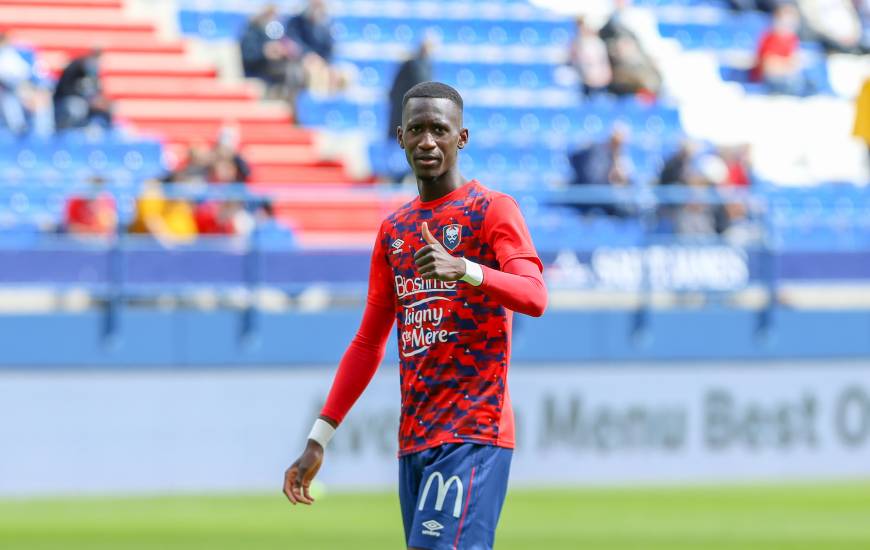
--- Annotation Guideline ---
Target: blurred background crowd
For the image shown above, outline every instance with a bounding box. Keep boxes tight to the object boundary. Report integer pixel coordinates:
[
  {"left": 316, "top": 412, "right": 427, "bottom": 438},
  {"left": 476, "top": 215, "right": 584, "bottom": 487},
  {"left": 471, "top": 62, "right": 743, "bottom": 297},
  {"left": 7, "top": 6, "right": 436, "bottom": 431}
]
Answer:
[{"left": 0, "top": 0, "right": 867, "bottom": 254}]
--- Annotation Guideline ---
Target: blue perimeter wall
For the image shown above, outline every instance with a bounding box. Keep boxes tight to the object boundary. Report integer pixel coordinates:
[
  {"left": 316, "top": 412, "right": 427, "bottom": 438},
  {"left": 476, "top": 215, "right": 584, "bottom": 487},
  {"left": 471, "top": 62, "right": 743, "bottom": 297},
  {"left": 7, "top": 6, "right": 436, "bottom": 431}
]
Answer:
[{"left": 0, "top": 308, "right": 867, "bottom": 367}]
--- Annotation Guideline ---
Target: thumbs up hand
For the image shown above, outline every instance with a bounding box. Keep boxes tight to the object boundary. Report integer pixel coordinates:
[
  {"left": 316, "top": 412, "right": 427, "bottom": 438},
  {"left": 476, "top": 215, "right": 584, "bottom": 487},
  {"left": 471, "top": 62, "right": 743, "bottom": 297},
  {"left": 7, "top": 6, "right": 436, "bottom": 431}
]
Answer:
[
  {"left": 414, "top": 222, "right": 467, "bottom": 281},
  {"left": 421, "top": 221, "right": 438, "bottom": 246}
]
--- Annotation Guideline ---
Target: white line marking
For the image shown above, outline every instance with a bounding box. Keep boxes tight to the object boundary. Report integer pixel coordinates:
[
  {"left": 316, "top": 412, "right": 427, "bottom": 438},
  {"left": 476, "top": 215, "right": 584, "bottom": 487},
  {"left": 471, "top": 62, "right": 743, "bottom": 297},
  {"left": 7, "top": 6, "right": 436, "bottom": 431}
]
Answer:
[
  {"left": 399, "top": 289, "right": 457, "bottom": 297},
  {"left": 402, "top": 346, "right": 429, "bottom": 357},
  {"left": 403, "top": 296, "right": 450, "bottom": 308}
]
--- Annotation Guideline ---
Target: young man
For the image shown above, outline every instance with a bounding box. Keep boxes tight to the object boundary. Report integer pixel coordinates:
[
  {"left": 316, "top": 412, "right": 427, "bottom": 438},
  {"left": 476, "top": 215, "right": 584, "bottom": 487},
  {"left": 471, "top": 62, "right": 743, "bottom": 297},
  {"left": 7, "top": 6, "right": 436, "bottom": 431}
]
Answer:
[{"left": 283, "top": 81, "right": 547, "bottom": 550}]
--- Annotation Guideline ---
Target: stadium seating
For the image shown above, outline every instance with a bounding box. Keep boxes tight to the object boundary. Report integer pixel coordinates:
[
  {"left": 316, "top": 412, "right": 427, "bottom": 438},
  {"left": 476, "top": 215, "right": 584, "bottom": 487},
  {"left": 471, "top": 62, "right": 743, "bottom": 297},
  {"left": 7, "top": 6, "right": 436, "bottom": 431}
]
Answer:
[
  {"left": 0, "top": 127, "right": 164, "bottom": 233},
  {"left": 765, "top": 184, "right": 870, "bottom": 251},
  {"left": 654, "top": 3, "right": 836, "bottom": 95},
  {"left": 2, "top": 0, "right": 353, "bottom": 188},
  {"left": 0, "top": 136, "right": 164, "bottom": 184},
  {"left": 1, "top": 0, "right": 867, "bottom": 250},
  {"left": 657, "top": 12, "right": 770, "bottom": 52},
  {"left": 173, "top": 0, "right": 661, "bottom": 241}
]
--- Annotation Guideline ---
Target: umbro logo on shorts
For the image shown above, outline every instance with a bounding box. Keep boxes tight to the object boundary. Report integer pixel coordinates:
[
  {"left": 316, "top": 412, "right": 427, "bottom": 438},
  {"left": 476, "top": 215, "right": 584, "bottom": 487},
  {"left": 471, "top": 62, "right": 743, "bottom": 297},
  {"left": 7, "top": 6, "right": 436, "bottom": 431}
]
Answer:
[{"left": 421, "top": 519, "right": 444, "bottom": 537}]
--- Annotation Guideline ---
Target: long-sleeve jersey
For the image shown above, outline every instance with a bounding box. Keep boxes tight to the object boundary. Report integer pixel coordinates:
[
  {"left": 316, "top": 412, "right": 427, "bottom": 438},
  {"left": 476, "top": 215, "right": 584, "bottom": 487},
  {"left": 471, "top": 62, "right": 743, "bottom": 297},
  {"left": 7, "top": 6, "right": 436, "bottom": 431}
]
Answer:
[{"left": 321, "top": 180, "right": 547, "bottom": 456}]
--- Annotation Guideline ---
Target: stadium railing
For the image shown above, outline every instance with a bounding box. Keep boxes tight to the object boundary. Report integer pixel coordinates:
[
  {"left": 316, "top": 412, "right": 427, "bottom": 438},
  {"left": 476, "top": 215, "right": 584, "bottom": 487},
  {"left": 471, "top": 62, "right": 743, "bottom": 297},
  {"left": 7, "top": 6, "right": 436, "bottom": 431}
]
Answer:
[
  {"left": 0, "top": 182, "right": 868, "bottom": 365},
  {"left": 1, "top": 182, "right": 866, "bottom": 299}
]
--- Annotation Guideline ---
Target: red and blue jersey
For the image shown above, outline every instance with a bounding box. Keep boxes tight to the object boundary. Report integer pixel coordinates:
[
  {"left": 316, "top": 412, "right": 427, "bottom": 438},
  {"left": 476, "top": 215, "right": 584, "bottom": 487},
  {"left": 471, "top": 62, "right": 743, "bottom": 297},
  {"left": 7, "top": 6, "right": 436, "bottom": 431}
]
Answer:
[{"left": 365, "top": 181, "right": 542, "bottom": 456}]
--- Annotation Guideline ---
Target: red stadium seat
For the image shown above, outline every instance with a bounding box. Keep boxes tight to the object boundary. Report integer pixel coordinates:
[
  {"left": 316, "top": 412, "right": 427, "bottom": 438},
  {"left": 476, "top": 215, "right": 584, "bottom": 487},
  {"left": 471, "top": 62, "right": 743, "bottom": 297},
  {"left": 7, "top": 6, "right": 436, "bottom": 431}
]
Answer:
[
  {"left": 10, "top": 0, "right": 364, "bottom": 242},
  {"left": 250, "top": 164, "right": 350, "bottom": 185},
  {"left": 103, "top": 77, "right": 258, "bottom": 101},
  {"left": 0, "top": 6, "right": 153, "bottom": 33},
  {"left": 0, "top": 0, "right": 122, "bottom": 6},
  {"left": 116, "top": 100, "right": 290, "bottom": 122},
  {"left": 130, "top": 121, "right": 315, "bottom": 146},
  {"left": 9, "top": 29, "right": 183, "bottom": 55}
]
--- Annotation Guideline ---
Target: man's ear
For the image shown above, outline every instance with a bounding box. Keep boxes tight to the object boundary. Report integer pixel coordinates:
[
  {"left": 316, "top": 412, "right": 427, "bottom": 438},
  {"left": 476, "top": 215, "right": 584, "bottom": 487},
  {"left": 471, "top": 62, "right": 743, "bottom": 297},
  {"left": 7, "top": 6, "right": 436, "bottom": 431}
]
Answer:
[
  {"left": 396, "top": 126, "right": 404, "bottom": 149},
  {"left": 458, "top": 127, "right": 469, "bottom": 149}
]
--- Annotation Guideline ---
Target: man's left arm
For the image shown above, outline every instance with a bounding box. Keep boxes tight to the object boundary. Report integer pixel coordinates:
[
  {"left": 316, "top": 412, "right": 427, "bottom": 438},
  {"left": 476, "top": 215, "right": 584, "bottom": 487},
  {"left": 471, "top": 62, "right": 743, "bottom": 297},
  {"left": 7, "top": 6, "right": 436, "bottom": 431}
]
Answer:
[
  {"left": 413, "top": 196, "right": 547, "bottom": 317},
  {"left": 475, "top": 257, "right": 547, "bottom": 317}
]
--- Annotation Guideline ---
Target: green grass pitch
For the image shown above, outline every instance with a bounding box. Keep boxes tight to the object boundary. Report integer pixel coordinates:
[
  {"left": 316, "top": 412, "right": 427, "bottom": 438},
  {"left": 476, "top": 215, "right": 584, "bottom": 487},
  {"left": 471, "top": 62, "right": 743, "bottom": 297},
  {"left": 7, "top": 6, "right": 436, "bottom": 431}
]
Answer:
[{"left": 2, "top": 483, "right": 870, "bottom": 549}]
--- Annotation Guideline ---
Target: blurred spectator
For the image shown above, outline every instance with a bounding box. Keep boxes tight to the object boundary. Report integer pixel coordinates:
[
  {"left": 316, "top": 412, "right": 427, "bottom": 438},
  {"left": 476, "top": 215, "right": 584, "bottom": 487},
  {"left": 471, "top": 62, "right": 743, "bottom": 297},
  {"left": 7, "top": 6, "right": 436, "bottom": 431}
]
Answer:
[
  {"left": 226, "top": 200, "right": 254, "bottom": 236},
  {"left": 856, "top": 0, "right": 870, "bottom": 51},
  {"left": 687, "top": 152, "right": 729, "bottom": 188},
  {"left": 716, "top": 150, "right": 761, "bottom": 246},
  {"left": 253, "top": 200, "right": 297, "bottom": 247},
  {"left": 570, "top": 125, "right": 634, "bottom": 187},
  {"left": 853, "top": 77, "right": 870, "bottom": 169},
  {"left": 168, "top": 129, "right": 250, "bottom": 186},
  {"left": 675, "top": 153, "right": 730, "bottom": 236},
  {"left": 568, "top": 125, "right": 634, "bottom": 217},
  {"left": 240, "top": 4, "right": 305, "bottom": 106},
  {"left": 381, "top": 36, "right": 435, "bottom": 183},
  {"left": 720, "top": 198, "right": 762, "bottom": 246},
  {"left": 720, "top": 145, "right": 753, "bottom": 187},
  {"left": 658, "top": 140, "right": 698, "bottom": 186},
  {"left": 657, "top": 141, "right": 696, "bottom": 233},
  {"left": 598, "top": 0, "right": 661, "bottom": 96},
  {"left": 286, "top": 0, "right": 352, "bottom": 95},
  {"left": 674, "top": 201, "right": 719, "bottom": 236},
  {"left": 8, "top": 38, "right": 56, "bottom": 137},
  {"left": 193, "top": 200, "right": 231, "bottom": 235},
  {"left": 63, "top": 175, "right": 117, "bottom": 237},
  {"left": 19, "top": 76, "right": 54, "bottom": 138},
  {"left": 128, "top": 179, "right": 198, "bottom": 245},
  {"left": 286, "top": 0, "right": 332, "bottom": 63},
  {"left": 0, "top": 32, "right": 33, "bottom": 134},
  {"left": 210, "top": 126, "right": 251, "bottom": 184},
  {"left": 388, "top": 36, "right": 435, "bottom": 139},
  {"left": 726, "top": 0, "right": 782, "bottom": 12},
  {"left": 656, "top": 144, "right": 745, "bottom": 237},
  {"left": 209, "top": 156, "right": 242, "bottom": 185},
  {"left": 194, "top": 199, "right": 253, "bottom": 236},
  {"left": 660, "top": 142, "right": 750, "bottom": 188},
  {"left": 568, "top": 17, "right": 612, "bottom": 98},
  {"left": 169, "top": 142, "right": 213, "bottom": 184},
  {"left": 53, "top": 49, "right": 112, "bottom": 130},
  {"left": 751, "top": 4, "right": 811, "bottom": 96},
  {"left": 798, "top": 0, "right": 862, "bottom": 53}
]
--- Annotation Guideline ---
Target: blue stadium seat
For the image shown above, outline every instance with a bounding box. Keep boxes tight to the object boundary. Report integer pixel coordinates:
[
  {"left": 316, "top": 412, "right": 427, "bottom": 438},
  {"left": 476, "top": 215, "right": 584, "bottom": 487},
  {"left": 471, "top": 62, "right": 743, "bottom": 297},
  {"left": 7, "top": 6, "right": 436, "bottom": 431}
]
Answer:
[
  {"left": 659, "top": 13, "right": 769, "bottom": 51},
  {"left": 720, "top": 53, "right": 832, "bottom": 95},
  {"left": 204, "top": 15, "right": 578, "bottom": 47},
  {"left": 178, "top": 10, "right": 247, "bottom": 40}
]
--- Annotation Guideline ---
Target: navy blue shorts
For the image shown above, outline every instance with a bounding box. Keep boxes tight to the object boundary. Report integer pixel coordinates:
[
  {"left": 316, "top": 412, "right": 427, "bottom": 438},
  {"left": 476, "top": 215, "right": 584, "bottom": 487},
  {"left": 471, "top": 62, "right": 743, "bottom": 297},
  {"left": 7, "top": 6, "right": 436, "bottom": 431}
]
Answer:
[{"left": 399, "top": 443, "right": 512, "bottom": 550}]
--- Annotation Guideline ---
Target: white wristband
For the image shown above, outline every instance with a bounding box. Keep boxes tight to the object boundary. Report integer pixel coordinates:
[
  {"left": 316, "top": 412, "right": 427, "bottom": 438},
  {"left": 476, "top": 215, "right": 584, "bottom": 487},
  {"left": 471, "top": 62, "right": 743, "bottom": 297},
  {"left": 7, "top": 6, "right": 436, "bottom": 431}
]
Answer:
[
  {"left": 460, "top": 257, "right": 484, "bottom": 287},
  {"left": 307, "top": 418, "right": 336, "bottom": 449}
]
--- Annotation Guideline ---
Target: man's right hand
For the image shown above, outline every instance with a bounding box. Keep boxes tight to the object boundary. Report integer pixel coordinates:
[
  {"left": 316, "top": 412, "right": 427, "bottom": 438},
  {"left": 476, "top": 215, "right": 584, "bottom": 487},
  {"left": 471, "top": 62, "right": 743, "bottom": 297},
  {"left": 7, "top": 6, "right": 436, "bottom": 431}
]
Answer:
[{"left": 283, "top": 439, "right": 324, "bottom": 505}]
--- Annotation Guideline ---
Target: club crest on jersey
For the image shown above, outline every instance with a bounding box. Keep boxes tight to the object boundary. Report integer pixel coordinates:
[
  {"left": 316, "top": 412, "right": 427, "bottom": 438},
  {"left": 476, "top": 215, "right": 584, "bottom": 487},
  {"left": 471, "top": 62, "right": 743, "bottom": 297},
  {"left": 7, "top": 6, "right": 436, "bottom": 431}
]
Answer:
[{"left": 442, "top": 224, "right": 462, "bottom": 251}]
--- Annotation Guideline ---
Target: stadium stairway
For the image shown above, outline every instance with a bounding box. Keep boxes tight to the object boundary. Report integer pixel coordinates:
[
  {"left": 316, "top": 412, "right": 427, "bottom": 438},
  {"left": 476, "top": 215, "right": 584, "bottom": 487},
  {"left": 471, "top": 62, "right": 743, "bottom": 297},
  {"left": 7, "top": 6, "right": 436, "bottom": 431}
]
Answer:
[
  {"left": 172, "top": 0, "right": 688, "bottom": 246},
  {"left": 0, "top": 0, "right": 350, "bottom": 183},
  {"left": 0, "top": 0, "right": 389, "bottom": 244}
]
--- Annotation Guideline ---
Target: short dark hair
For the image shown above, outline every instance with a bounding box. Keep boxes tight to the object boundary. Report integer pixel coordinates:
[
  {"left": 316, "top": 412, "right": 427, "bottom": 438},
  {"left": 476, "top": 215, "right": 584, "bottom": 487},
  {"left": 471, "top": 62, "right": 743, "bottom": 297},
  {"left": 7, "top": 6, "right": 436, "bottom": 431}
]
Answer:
[{"left": 402, "top": 81, "right": 463, "bottom": 111}]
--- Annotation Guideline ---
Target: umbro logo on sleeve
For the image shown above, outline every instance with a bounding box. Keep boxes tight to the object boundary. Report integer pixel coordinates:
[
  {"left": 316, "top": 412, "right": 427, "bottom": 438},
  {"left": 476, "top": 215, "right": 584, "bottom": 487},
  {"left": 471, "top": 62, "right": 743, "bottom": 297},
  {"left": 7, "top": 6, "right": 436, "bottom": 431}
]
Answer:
[{"left": 421, "top": 519, "right": 444, "bottom": 537}]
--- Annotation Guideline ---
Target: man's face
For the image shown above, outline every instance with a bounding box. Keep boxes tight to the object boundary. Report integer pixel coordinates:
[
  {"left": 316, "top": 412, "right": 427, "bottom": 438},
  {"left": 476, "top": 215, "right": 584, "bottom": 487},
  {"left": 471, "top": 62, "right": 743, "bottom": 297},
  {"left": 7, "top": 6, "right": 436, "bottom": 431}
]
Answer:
[{"left": 398, "top": 97, "right": 468, "bottom": 180}]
